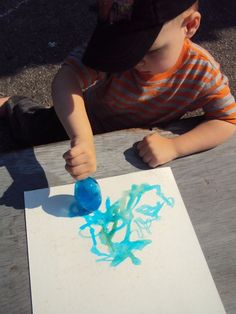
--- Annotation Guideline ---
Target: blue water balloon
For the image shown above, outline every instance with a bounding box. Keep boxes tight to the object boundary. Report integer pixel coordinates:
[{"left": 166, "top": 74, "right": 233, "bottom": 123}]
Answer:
[{"left": 74, "top": 177, "right": 102, "bottom": 215}]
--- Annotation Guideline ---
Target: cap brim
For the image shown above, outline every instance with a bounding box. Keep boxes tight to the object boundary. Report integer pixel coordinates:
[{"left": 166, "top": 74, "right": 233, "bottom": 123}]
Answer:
[{"left": 82, "top": 22, "right": 162, "bottom": 72}]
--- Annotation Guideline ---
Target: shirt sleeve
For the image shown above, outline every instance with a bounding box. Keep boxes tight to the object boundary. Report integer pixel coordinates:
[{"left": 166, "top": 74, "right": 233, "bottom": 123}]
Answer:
[
  {"left": 64, "top": 45, "right": 106, "bottom": 91},
  {"left": 199, "top": 62, "right": 236, "bottom": 125}
]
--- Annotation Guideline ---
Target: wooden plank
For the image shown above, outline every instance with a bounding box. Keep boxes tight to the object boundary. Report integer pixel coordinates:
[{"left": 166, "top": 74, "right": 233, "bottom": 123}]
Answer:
[{"left": 0, "top": 127, "right": 236, "bottom": 314}]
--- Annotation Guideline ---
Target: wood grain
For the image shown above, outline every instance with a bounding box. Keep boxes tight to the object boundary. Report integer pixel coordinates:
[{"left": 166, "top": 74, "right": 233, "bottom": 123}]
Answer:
[{"left": 0, "top": 127, "right": 236, "bottom": 314}]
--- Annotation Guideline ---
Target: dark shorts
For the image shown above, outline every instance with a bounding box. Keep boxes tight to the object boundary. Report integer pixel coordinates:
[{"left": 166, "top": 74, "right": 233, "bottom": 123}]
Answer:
[{"left": 4, "top": 95, "right": 106, "bottom": 146}]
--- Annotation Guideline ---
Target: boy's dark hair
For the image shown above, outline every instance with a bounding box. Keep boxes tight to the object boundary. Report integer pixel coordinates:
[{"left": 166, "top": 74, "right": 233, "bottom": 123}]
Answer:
[{"left": 83, "top": 0, "right": 198, "bottom": 72}]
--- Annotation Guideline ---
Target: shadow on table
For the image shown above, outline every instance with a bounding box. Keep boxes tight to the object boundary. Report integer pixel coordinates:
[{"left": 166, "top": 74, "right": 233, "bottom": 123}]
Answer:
[
  {"left": 0, "top": 148, "right": 49, "bottom": 209},
  {"left": 0, "top": 145, "right": 85, "bottom": 216}
]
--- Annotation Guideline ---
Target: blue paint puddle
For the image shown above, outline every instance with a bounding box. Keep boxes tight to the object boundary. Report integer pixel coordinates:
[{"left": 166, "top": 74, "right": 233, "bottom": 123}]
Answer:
[{"left": 78, "top": 183, "right": 175, "bottom": 267}]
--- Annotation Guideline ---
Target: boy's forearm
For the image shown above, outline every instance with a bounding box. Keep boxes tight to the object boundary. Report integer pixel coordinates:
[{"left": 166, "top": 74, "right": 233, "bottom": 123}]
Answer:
[
  {"left": 51, "top": 65, "right": 93, "bottom": 142},
  {"left": 172, "top": 119, "right": 236, "bottom": 157}
]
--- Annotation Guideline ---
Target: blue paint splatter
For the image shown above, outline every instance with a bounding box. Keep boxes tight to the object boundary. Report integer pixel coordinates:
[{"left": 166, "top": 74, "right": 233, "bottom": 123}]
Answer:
[{"left": 79, "top": 183, "right": 175, "bottom": 267}]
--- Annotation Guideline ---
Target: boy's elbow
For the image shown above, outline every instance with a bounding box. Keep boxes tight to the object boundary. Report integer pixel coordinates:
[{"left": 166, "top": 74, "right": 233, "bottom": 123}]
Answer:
[
  {"left": 51, "top": 66, "right": 65, "bottom": 95},
  {"left": 51, "top": 65, "right": 82, "bottom": 94}
]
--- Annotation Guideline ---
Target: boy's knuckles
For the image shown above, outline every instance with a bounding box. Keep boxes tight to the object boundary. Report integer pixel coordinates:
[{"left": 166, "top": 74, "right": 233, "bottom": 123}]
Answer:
[
  {"left": 142, "top": 137, "right": 149, "bottom": 144},
  {"left": 65, "top": 164, "right": 71, "bottom": 173},
  {"left": 143, "top": 138, "right": 154, "bottom": 148},
  {"left": 138, "top": 150, "right": 145, "bottom": 158},
  {"left": 68, "top": 157, "right": 84, "bottom": 166},
  {"left": 63, "top": 152, "right": 70, "bottom": 160},
  {"left": 66, "top": 159, "right": 73, "bottom": 166},
  {"left": 149, "top": 161, "right": 157, "bottom": 168},
  {"left": 149, "top": 156, "right": 161, "bottom": 167},
  {"left": 142, "top": 155, "right": 151, "bottom": 163},
  {"left": 65, "top": 151, "right": 75, "bottom": 159}
]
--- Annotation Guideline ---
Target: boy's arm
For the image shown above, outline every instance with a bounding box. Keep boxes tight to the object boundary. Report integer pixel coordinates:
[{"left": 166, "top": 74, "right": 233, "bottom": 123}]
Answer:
[
  {"left": 137, "top": 119, "right": 236, "bottom": 168},
  {"left": 51, "top": 65, "right": 96, "bottom": 180}
]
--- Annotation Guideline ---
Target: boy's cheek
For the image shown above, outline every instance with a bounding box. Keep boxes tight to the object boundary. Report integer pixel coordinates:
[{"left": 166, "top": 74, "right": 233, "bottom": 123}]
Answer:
[{"left": 137, "top": 58, "right": 172, "bottom": 74}]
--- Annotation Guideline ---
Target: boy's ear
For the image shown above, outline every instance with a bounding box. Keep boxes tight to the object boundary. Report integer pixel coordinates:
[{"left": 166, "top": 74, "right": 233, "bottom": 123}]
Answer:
[{"left": 183, "top": 11, "right": 201, "bottom": 39}]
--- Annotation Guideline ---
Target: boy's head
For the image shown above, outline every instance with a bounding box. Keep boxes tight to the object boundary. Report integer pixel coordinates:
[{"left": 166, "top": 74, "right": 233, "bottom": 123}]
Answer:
[
  {"left": 82, "top": 0, "right": 200, "bottom": 73},
  {"left": 135, "top": 2, "right": 201, "bottom": 74}
]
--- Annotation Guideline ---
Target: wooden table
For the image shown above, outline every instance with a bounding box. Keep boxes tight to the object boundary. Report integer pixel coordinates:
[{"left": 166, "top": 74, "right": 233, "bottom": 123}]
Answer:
[{"left": 0, "top": 127, "right": 236, "bottom": 314}]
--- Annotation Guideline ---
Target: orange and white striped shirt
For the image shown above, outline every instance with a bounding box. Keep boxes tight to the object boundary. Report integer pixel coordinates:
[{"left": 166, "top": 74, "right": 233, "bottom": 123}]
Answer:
[{"left": 65, "top": 38, "right": 236, "bottom": 130}]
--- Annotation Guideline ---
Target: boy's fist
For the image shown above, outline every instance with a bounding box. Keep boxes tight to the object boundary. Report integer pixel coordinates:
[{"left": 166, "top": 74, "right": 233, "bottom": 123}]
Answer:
[
  {"left": 63, "top": 137, "right": 96, "bottom": 180},
  {"left": 137, "top": 133, "right": 178, "bottom": 168}
]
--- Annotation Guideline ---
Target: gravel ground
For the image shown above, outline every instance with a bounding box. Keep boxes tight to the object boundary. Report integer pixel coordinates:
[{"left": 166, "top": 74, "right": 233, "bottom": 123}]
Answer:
[
  {"left": 0, "top": 0, "right": 97, "bottom": 104},
  {"left": 0, "top": 0, "right": 235, "bottom": 151}
]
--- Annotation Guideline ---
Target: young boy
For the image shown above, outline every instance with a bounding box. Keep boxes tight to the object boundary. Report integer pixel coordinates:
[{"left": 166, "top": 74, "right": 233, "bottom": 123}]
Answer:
[{"left": 1, "top": 0, "right": 236, "bottom": 180}]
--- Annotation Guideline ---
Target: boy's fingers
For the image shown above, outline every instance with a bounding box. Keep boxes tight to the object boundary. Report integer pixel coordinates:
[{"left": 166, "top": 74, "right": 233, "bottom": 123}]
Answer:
[
  {"left": 65, "top": 163, "right": 95, "bottom": 179},
  {"left": 136, "top": 140, "right": 144, "bottom": 150},
  {"left": 65, "top": 163, "right": 90, "bottom": 180},
  {"left": 138, "top": 147, "right": 160, "bottom": 167},
  {"left": 65, "top": 154, "right": 88, "bottom": 167},
  {"left": 149, "top": 159, "right": 159, "bottom": 168},
  {"left": 137, "top": 137, "right": 151, "bottom": 151},
  {"left": 63, "top": 150, "right": 74, "bottom": 160},
  {"left": 137, "top": 142, "right": 150, "bottom": 158},
  {"left": 142, "top": 152, "right": 152, "bottom": 164},
  {"left": 72, "top": 172, "right": 90, "bottom": 181},
  {"left": 138, "top": 146, "right": 150, "bottom": 158},
  {"left": 63, "top": 146, "right": 83, "bottom": 160}
]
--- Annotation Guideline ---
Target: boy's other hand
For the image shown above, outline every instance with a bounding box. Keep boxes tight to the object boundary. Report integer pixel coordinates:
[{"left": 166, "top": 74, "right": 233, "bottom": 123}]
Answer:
[
  {"left": 63, "top": 137, "right": 96, "bottom": 180},
  {"left": 137, "top": 133, "right": 178, "bottom": 168}
]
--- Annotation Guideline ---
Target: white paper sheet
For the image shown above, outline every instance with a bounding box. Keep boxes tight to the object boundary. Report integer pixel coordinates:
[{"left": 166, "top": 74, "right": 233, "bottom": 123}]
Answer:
[{"left": 24, "top": 167, "right": 226, "bottom": 314}]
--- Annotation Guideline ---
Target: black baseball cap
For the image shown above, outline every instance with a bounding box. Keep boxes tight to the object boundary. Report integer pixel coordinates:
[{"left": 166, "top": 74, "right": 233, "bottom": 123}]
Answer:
[{"left": 82, "top": 0, "right": 197, "bottom": 72}]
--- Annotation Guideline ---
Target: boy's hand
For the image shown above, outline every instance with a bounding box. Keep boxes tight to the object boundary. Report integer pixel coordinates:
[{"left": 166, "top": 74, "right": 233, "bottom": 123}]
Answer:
[
  {"left": 63, "top": 137, "right": 96, "bottom": 180},
  {"left": 137, "top": 133, "right": 178, "bottom": 168}
]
